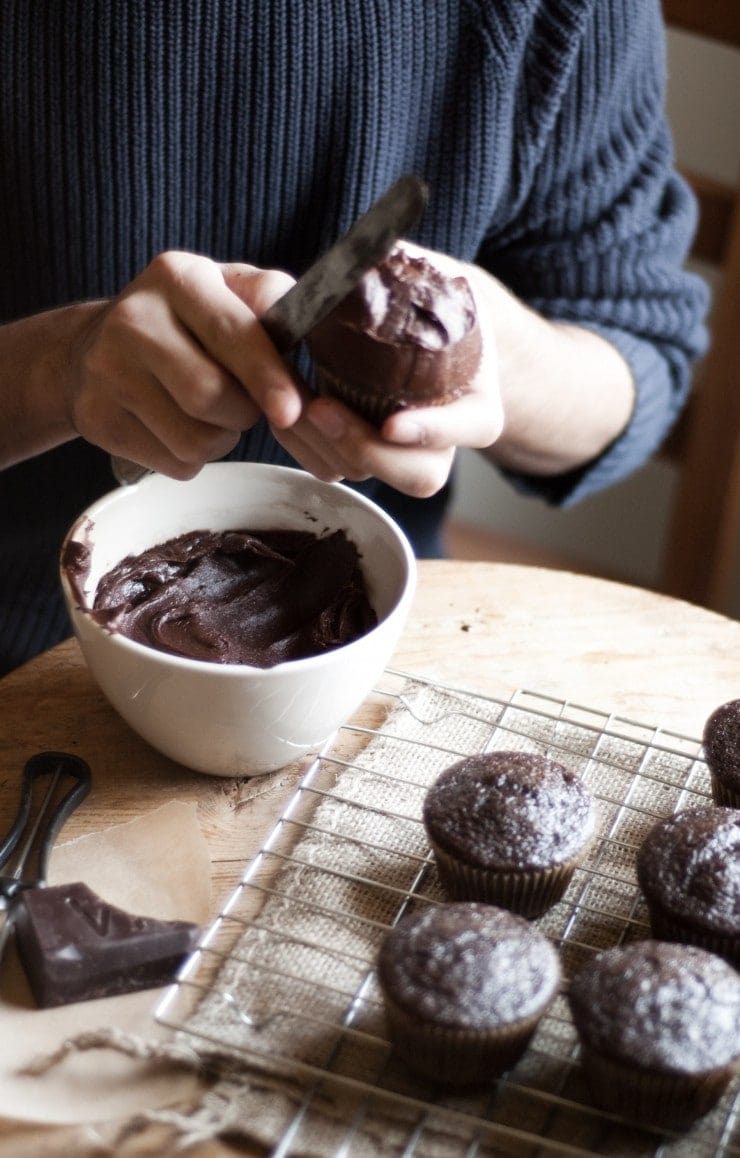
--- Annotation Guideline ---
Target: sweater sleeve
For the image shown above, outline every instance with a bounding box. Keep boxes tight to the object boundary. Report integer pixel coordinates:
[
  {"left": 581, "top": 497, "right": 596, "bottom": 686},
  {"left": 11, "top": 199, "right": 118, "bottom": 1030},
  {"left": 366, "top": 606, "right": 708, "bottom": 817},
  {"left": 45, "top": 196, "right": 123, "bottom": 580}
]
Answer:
[{"left": 476, "top": 0, "right": 710, "bottom": 506}]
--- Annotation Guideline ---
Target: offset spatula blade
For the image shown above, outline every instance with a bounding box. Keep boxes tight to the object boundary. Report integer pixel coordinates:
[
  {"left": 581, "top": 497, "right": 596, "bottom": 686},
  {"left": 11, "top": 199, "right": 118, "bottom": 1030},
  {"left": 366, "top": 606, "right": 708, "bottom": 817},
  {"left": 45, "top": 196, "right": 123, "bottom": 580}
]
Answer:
[
  {"left": 111, "top": 173, "right": 429, "bottom": 485},
  {"left": 259, "top": 173, "right": 428, "bottom": 352}
]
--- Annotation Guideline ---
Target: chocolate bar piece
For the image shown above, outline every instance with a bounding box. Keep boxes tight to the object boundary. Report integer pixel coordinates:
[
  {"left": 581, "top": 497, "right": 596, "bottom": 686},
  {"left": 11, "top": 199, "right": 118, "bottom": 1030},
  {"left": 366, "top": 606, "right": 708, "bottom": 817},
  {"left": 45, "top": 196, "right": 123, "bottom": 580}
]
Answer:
[{"left": 14, "top": 881, "right": 200, "bottom": 1007}]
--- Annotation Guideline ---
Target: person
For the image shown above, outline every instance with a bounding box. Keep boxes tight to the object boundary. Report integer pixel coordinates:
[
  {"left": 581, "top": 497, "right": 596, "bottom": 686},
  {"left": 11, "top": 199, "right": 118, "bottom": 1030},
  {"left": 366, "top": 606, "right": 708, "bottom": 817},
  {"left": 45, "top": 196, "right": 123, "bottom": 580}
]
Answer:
[{"left": 0, "top": 0, "right": 709, "bottom": 676}]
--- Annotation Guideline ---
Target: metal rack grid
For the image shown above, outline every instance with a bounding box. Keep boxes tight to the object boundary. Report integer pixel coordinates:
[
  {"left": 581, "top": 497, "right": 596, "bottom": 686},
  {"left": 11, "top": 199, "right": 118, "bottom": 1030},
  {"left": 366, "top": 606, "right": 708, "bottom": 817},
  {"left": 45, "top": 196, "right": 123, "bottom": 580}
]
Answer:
[{"left": 156, "top": 669, "right": 739, "bottom": 1157}]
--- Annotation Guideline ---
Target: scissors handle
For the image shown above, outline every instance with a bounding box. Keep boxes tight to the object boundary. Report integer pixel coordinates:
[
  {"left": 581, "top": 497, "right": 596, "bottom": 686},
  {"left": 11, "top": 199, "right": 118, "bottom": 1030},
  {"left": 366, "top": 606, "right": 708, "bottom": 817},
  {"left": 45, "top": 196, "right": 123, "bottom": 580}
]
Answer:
[{"left": 0, "top": 752, "right": 92, "bottom": 891}]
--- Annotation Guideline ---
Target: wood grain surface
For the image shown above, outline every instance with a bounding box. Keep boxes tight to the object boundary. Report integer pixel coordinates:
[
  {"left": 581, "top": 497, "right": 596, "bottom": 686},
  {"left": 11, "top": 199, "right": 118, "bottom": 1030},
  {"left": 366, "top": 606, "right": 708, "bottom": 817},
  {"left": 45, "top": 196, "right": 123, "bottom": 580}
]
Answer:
[{"left": 0, "top": 560, "right": 738, "bottom": 1155}]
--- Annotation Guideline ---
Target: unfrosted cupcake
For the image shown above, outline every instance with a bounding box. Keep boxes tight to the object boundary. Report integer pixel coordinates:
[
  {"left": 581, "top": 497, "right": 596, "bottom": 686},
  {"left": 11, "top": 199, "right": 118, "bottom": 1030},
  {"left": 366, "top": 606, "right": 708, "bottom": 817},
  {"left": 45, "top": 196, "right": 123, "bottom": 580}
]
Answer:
[
  {"left": 567, "top": 940, "right": 740, "bottom": 1130},
  {"left": 422, "top": 751, "right": 598, "bottom": 917},
  {"left": 636, "top": 805, "right": 740, "bottom": 967},
  {"left": 377, "top": 902, "right": 561, "bottom": 1086},
  {"left": 307, "top": 246, "right": 481, "bottom": 426},
  {"left": 702, "top": 698, "right": 740, "bottom": 806}
]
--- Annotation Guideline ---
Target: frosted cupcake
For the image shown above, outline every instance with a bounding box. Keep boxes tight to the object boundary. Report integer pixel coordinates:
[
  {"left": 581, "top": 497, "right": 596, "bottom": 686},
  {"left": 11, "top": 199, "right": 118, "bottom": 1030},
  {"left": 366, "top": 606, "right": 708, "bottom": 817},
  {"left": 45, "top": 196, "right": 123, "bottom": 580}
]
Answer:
[{"left": 307, "top": 246, "right": 481, "bottom": 426}]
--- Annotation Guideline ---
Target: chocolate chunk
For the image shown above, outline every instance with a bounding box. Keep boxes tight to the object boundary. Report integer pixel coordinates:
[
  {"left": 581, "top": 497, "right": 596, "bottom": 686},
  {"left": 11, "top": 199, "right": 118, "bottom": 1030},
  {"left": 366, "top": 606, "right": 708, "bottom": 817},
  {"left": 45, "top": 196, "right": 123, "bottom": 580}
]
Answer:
[{"left": 14, "top": 881, "right": 200, "bottom": 1007}]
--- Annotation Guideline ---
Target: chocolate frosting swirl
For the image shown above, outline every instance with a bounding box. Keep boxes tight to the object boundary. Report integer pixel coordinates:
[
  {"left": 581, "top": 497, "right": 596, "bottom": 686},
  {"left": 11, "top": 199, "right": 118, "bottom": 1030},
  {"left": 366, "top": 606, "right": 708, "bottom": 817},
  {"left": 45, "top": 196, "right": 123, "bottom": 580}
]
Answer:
[{"left": 307, "top": 247, "right": 481, "bottom": 422}]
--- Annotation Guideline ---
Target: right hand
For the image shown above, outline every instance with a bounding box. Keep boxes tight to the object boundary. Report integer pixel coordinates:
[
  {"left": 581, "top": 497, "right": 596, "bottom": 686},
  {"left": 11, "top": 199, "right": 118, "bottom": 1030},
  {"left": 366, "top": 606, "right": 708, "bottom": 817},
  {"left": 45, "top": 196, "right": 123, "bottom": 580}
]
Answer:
[{"left": 62, "top": 251, "right": 304, "bottom": 479}]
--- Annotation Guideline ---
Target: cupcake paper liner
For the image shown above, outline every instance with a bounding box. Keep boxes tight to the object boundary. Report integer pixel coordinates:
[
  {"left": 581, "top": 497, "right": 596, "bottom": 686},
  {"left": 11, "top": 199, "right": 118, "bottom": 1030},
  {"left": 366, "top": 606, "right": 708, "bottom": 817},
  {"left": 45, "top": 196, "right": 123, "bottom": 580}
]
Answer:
[
  {"left": 314, "top": 366, "right": 454, "bottom": 428},
  {"left": 381, "top": 992, "right": 544, "bottom": 1087},
  {"left": 578, "top": 1045, "right": 734, "bottom": 1131},
  {"left": 643, "top": 905, "right": 739, "bottom": 970},
  {"left": 314, "top": 366, "right": 399, "bottom": 426},
  {"left": 710, "top": 773, "right": 740, "bottom": 808},
  {"left": 429, "top": 839, "right": 581, "bottom": 919}
]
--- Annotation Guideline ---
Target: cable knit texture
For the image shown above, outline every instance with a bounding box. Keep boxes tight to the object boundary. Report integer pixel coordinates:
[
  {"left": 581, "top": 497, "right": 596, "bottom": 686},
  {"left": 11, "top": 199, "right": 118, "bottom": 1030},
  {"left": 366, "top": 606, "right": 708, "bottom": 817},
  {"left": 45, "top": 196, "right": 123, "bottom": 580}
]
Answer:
[{"left": 0, "top": 0, "right": 708, "bottom": 673}]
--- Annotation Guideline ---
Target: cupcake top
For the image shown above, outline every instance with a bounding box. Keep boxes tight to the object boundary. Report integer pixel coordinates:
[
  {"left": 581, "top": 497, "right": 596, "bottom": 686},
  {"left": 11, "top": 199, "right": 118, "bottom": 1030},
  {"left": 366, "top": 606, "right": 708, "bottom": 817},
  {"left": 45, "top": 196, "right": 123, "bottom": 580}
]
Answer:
[
  {"left": 636, "top": 806, "right": 740, "bottom": 937},
  {"left": 422, "top": 751, "right": 597, "bottom": 871},
  {"left": 568, "top": 940, "right": 740, "bottom": 1075},
  {"left": 307, "top": 246, "right": 481, "bottom": 411},
  {"left": 344, "top": 248, "right": 478, "bottom": 352},
  {"left": 377, "top": 903, "right": 560, "bottom": 1030},
  {"left": 703, "top": 698, "right": 740, "bottom": 790}
]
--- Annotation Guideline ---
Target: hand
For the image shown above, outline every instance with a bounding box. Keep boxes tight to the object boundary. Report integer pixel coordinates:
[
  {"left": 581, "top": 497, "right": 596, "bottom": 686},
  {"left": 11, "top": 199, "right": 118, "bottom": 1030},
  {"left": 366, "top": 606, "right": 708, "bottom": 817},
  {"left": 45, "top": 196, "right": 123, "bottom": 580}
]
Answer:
[
  {"left": 272, "top": 242, "right": 504, "bottom": 497},
  {"left": 63, "top": 251, "right": 303, "bottom": 479}
]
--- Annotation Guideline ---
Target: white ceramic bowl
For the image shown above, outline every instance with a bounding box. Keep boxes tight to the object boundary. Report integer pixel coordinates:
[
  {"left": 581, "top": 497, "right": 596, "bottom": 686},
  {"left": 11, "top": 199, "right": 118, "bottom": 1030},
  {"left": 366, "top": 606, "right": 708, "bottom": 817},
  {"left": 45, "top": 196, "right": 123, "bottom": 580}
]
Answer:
[{"left": 60, "top": 463, "right": 416, "bottom": 777}]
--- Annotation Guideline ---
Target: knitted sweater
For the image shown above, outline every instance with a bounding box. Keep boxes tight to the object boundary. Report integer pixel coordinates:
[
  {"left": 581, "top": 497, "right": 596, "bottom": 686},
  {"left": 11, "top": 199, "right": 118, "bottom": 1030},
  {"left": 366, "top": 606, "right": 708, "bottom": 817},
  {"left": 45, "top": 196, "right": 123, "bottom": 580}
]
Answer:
[{"left": 0, "top": 0, "right": 708, "bottom": 674}]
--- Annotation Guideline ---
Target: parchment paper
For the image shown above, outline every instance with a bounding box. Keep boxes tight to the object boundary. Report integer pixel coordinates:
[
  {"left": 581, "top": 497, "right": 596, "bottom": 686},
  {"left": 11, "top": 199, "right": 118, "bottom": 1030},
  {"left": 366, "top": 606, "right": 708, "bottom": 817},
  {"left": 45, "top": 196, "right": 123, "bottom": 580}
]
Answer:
[{"left": 0, "top": 800, "right": 211, "bottom": 1125}]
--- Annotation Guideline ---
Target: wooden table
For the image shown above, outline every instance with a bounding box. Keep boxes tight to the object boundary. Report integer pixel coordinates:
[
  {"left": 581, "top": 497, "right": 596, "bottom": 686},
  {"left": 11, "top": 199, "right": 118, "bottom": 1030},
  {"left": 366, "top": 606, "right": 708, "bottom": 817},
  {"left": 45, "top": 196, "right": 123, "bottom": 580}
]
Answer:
[{"left": 0, "top": 560, "right": 738, "bottom": 1155}]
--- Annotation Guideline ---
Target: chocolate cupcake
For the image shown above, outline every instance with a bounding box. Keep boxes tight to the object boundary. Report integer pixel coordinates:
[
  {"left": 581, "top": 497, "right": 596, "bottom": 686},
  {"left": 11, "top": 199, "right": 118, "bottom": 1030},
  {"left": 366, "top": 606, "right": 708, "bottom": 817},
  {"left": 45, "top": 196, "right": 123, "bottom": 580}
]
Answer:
[
  {"left": 422, "top": 751, "right": 598, "bottom": 917},
  {"left": 636, "top": 805, "right": 740, "bottom": 967},
  {"left": 568, "top": 940, "right": 740, "bottom": 1130},
  {"left": 307, "top": 246, "right": 481, "bottom": 425},
  {"left": 377, "top": 902, "right": 561, "bottom": 1086},
  {"left": 703, "top": 698, "right": 740, "bottom": 806}
]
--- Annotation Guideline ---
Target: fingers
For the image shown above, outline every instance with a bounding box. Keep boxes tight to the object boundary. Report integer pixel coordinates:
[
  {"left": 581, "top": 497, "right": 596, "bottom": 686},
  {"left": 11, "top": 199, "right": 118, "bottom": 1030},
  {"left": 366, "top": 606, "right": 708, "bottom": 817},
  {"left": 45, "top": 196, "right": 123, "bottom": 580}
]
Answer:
[
  {"left": 284, "top": 330, "right": 504, "bottom": 499},
  {"left": 270, "top": 424, "right": 348, "bottom": 486},
  {"left": 89, "top": 292, "right": 260, "bottom": 434},
  {"left": 276, "top": 397, "right": 457, "bottom": 499},
  {"left": 72, "top": 246, "right": 502, "bottom": 497},
  {"left": 75, "top": 361, "right": 243, "bottom": 479},
  {"left": 382, "top": 389, "right": 503, "bottom": 453},
  {"left": 71, "top": 251, "right": 306, "bottom": 477},
  {"left": 83, "top": 393, "right": 241, "bottom": 481},
  {"left": 221, "top": 262, "right": 295, "bottom": 319},
  {"left": 157, "top": 253, "right": 302, "bottom": 429}
]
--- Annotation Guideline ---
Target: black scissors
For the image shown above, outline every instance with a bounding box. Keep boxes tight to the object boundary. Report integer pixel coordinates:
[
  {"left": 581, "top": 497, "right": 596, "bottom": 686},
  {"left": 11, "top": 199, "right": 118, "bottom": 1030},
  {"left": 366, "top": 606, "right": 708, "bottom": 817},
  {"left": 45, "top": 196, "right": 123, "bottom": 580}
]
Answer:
[{"left": 0, "top": 752, "right": 92, "bottom": 962}]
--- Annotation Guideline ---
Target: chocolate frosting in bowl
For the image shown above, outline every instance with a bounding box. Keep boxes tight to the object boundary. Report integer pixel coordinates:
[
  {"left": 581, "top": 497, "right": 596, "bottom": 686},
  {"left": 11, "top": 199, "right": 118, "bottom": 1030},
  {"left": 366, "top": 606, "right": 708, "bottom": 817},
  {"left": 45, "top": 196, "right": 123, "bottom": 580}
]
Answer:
[{"left": 89, "top": 528, "right": 377, "bottom": 668}]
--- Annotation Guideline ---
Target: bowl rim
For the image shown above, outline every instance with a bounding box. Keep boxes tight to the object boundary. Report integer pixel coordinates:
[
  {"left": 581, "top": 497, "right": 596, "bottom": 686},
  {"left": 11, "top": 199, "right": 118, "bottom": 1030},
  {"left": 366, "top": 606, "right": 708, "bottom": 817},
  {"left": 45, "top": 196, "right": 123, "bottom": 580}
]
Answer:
[{"left": 60, "top": 463, "right": 417, "bottom": 677}]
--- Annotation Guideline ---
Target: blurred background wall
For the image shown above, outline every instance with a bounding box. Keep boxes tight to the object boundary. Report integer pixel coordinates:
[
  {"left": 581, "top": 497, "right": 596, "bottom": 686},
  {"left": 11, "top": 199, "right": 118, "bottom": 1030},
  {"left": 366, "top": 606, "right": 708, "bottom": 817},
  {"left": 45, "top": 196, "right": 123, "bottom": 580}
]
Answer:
[{"left": 446, "top": 25, "right": 740, "bottom": 619}]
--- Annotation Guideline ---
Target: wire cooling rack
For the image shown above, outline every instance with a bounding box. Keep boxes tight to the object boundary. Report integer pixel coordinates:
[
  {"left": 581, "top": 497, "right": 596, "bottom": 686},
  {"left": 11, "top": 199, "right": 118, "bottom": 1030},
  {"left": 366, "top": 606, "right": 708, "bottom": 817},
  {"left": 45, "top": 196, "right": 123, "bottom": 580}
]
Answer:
[{"left": 156, "top": 669, "right": 739, "bottom": 1157}]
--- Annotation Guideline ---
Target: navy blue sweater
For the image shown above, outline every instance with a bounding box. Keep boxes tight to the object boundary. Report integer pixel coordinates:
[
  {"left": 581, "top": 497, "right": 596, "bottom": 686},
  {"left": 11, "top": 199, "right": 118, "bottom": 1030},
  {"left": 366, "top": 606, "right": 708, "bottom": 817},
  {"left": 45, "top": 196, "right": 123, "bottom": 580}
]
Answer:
[{"left": 0, "top": 0, "right": 708, "bottom": 674}]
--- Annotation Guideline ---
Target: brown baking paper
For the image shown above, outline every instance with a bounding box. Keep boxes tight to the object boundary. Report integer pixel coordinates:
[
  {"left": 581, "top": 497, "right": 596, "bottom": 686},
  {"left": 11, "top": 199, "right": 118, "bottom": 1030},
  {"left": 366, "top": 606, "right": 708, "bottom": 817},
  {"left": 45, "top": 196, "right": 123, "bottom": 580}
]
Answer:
[{"left": 0, "top": 800, "right": 211, "bottom": 1125}]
